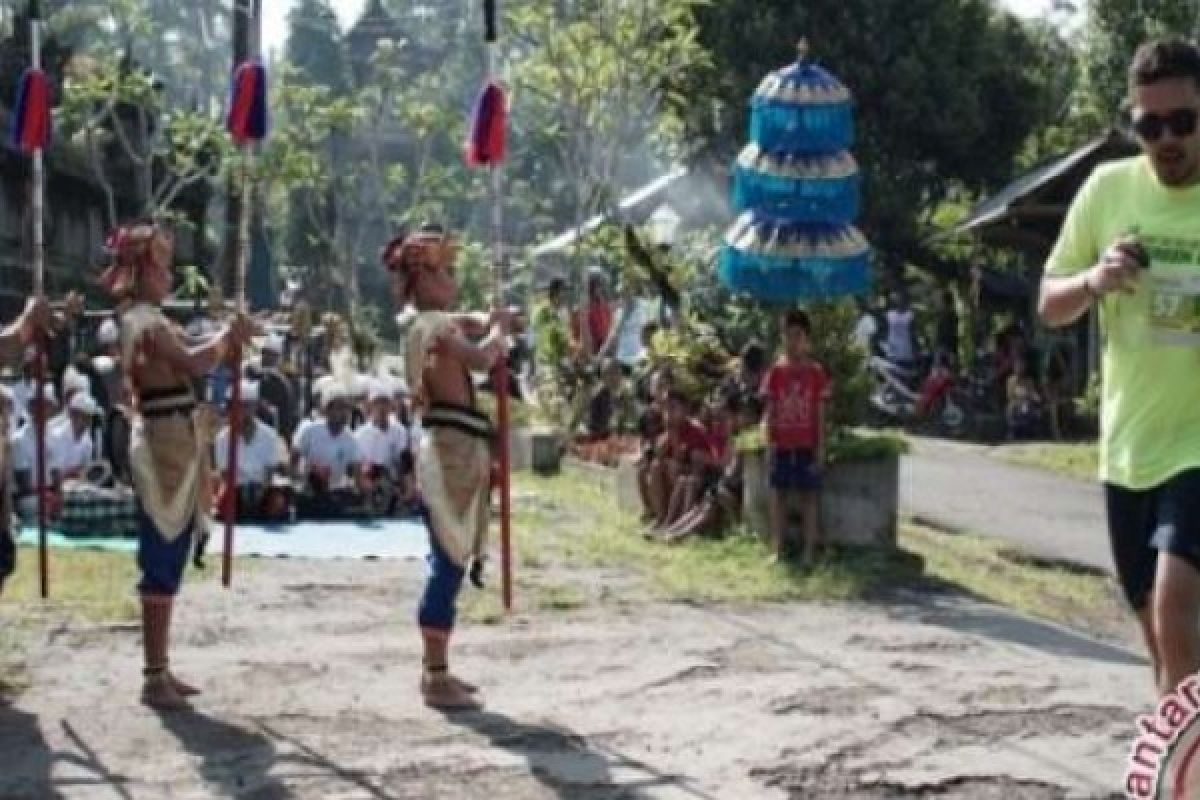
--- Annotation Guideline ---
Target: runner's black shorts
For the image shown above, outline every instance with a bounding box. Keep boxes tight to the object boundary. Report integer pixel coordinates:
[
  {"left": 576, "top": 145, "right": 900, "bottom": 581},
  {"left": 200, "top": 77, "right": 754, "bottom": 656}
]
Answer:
[{"left": 1105, "top": 467, "right": 1200, "bottom": 610}]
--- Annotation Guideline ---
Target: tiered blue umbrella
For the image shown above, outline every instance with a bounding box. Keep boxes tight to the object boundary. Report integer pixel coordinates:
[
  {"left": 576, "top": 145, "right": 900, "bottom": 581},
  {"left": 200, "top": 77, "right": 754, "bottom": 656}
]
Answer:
[{"left": 719, "top": 41, "right": 871, "bottom": 303}]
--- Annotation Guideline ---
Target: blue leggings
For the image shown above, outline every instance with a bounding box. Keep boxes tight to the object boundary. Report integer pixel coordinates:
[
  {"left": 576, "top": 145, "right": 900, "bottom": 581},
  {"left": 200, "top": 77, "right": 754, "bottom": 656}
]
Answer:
[
  {"left": 136, "top": 506, "right": 194, "bottom": 596},
  {"left": 417, "top": 513, "right": 466, "bottom": 632}
]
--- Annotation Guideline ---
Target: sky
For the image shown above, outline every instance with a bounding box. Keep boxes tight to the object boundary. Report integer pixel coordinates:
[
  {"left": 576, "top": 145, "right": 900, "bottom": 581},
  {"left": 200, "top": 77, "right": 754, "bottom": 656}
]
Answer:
[{"left": 262, "top": 0, "right": 1062, "bottom": 57}]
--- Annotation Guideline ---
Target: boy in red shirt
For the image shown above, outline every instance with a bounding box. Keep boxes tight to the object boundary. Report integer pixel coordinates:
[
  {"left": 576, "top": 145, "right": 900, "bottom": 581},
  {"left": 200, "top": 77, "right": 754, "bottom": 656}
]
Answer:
[
  {"left": 761, "top": 309, "right": 831, "bottom": 563},
  {"left": 648, "top": 389, "right": 712, "bottom": 530}
]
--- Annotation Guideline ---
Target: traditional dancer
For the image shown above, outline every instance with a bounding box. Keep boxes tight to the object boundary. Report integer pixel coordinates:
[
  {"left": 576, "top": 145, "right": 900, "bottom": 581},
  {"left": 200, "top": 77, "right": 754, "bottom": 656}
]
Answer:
[
  {"left": 101, "top": 222, "right": 254, "bottom": 710},
  {"left": 384, "top": 224, "right": 508, "bottom": 711},
  {"left": 0, "top": 296, "right": 54, "bottom": 595}
]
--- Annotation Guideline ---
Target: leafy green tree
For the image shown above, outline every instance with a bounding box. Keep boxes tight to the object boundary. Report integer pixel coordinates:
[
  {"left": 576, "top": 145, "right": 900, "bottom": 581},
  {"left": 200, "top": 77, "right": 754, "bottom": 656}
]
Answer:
[
  {"left": 505, "top": 0, "right": 710, "bottom": 312},
  {"left": 1073, "top": 0, "right": 1199, "bottom": 131},
  {"left": 681, "top": 0, "right": 1065, "bottom": 276},
  {"left": 58, "top": 31, "right": 226, "bottom": 228},
  {"left": 282, "top": 0, "right": 349, "bottom": 285}
]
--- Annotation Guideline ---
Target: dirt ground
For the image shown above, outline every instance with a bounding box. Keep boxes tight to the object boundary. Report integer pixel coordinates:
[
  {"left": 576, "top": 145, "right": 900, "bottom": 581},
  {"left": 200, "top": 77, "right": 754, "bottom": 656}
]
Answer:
[{"left": 1, "top": 490, "right": 1150, "bottom": 799}]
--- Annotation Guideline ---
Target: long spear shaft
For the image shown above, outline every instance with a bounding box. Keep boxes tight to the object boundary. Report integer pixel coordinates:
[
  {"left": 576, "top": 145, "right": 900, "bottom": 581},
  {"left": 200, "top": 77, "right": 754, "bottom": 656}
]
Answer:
[
  {"left": 485, "top": 1, "right": 513, "bottom": 612},
  {"left": 30, "top": 4, "right": 49, "bottom": 600},
  {"left": 222, "top": 152, "right": 249, "bottom": 589}
]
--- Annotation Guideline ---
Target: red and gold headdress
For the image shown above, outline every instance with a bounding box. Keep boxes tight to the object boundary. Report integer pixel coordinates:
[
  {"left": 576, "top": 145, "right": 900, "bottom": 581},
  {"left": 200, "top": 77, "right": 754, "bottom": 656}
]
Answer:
[
  {"left": 99, "top": 222, "right": 173, "bottom": 297},
  {"left": 381, "top": 224, "right": 457, "bottom": 302}
]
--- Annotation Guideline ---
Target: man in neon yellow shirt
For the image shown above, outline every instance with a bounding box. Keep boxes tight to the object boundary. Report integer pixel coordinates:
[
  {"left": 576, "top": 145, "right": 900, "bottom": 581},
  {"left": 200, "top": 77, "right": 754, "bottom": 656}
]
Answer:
[{"left": 1040, "top": 38, "right": 1200, "bottom": 695}]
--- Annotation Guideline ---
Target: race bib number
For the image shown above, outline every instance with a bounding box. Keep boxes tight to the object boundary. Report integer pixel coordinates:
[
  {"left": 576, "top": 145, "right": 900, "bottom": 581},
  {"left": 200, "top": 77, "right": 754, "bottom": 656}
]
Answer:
[{"left": 1149, "top": 272, "right": 1200, "bottom": 346}]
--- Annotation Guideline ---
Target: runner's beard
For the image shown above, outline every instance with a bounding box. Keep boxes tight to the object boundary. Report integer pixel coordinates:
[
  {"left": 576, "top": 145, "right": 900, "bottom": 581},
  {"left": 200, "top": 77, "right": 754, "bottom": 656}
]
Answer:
[{"left": 1152, "top": 145, "right": 1199, "bottom": 187}]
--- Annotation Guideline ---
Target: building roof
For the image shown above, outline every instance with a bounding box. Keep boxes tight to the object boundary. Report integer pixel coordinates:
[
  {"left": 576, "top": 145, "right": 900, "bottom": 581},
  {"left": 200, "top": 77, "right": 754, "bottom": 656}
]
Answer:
[
  {"left": 952, "top": 128, "right": 1138, "bottom": 255},
  {"left": 530, "top": 167, "right": 689, "bottom": 257}
]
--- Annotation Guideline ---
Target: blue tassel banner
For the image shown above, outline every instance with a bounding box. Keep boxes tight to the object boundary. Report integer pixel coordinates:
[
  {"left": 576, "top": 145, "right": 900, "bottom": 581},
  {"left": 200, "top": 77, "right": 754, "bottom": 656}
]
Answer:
[
  {"left": 733, "top": 167, "right": 859, "bottom": 222},
  {"left": 719, "top": 247, "right": 871, "bottom": 303}
]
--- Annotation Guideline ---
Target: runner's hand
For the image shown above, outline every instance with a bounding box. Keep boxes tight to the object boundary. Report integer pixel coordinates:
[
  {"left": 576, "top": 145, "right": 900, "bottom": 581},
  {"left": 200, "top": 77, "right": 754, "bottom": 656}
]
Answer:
[
  {"left": 1088, "top": 238, "right": 1146, "bottom": 296},
  {"left": 469, "top": 556, "right": 486, "bottom": 589}
]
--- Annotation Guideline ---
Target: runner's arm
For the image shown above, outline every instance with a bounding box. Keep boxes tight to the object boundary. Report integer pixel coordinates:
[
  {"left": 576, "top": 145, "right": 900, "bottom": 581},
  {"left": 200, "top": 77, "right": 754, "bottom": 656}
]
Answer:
[{"left": 1038, "top": 271, "right": 1096, "bottom": 328}]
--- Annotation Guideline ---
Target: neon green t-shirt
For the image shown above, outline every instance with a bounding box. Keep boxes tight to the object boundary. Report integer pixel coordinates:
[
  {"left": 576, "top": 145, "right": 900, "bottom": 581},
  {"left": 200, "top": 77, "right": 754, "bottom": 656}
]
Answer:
[{"left": 1046, "top": 155, "right": 1200, "bottom": 489}]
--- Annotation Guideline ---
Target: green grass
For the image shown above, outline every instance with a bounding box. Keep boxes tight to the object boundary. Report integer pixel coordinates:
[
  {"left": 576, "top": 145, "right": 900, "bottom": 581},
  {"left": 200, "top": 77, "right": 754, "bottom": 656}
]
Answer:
[
  {"left": 513, "top": 466, "right": 1124, "bottom": 638},
  {"left": 900, "top": 520, "right": 1121, "bottom": 631},
  {"left": 999, "top": 441, "right": 1099, "bottom": 482},
  {"left": 2, "top": 543, "right": 235, "bottom": 624},
  {"left": 3, "top": 546, "right": 142, "bottom": 623},
  {"left": 514, "top": 469, "right": 921, "bottom": 605}
]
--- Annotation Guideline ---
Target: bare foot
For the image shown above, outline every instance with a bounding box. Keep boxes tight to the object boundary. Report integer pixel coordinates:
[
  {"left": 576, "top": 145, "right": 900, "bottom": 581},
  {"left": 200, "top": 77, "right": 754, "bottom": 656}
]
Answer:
[
  {"left": 422, "top": 674, "right": 482, "bottom": 711},
  {"left": 168, "top": 672, "right": 202, "bottom": 697},
  {"left": 141, "top": 675, "right": 193, "bottom": 712},
  {"left": 448, "top": 673, "right": 479, "bottom": 694}
]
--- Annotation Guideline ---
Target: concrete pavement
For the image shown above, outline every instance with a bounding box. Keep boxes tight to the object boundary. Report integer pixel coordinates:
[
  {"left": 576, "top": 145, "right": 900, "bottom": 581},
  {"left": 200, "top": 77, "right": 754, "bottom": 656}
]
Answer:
[{"left": 900, "top": 437, "right": 1112, "bottom": 573}]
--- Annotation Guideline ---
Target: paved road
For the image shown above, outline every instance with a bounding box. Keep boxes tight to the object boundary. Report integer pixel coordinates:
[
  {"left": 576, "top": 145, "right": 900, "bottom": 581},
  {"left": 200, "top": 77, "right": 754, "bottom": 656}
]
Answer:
[{"left": 900, "top": 437, "right": 1112, "bottom": 573}]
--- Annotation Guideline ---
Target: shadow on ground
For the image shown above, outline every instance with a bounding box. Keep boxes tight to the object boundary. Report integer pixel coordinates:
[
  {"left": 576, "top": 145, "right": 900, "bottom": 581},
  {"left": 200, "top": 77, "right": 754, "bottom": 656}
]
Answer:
[{"left": 444, "top": 708, "right": 723, "bottom": 800}]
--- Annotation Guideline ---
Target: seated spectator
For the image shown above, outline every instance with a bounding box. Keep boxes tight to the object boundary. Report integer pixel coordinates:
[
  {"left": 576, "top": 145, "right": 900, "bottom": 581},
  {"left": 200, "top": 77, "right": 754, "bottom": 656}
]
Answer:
[
  {"left": 257, "top": 333, "right": 298, "bottom": 440},
  {"left": 355, "top": 381, "right": 414, "bottom": 515},
  {"left": 12, "top": 384, "right": 59, "bottom": 520},
  {"left": 48, "top": 392, "right": 100, "bottom": 482},
  {"left": 655, "top": 391, "right": 734, "bottom": 539},
  {"left": 1006, "top": 356, "right": 1043, "bottom": 440},
  {"left": 50, "top": 365, "right": 91, "bottom": 436},
  {"left": 576, "top": 359, "right": 638, "bottom": 465},
  {"left": 643, "top": 389, "right": 712, "bottom": 531},
  {"left": 665, "top": 393, "right": 762, "bottom": 543},
  {"left": 214, "top": 382, "right": 291, "bottom": 523},
  {"left": 292, "top": 385, "right": 365, "bottom": 518}
]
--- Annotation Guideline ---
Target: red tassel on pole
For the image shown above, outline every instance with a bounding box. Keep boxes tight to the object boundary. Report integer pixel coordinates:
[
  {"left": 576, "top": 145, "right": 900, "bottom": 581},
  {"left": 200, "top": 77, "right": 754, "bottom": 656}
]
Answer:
[
  {"left": 465, "top": 82, "right": 507, "bottom": 168},
  {"left": 221, "top": 57, "right": 267, "bottom": 587},
  {"left": 226, "top": 61, "right": 268, "bottom": 144},
  {"left": 473, "top": 2, "right": 513, "bottom": 611},
  {"left": 9, "top": 68, "right": 51, "bottom": 154}
]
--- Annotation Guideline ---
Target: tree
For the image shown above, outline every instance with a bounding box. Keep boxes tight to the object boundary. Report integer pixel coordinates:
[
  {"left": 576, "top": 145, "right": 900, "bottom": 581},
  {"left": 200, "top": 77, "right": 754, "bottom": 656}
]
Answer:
[
  {"left": 681, "top": 0, "right": 1065, "bottom": 278},
  {"left": 505, "top": 0, "right": 710, "bottom": 303},
  {"left": 1073, "top": 0, "right": 1200, "bottom": 131},
  {"left": 56, "top": 2, "right": 226, "bottom": 231},
  {"left": 282, "top": 0, "right": 349, "bottom": 283},
  {"left": 285, "top": 0, "right": 348, "bottom": 92}
]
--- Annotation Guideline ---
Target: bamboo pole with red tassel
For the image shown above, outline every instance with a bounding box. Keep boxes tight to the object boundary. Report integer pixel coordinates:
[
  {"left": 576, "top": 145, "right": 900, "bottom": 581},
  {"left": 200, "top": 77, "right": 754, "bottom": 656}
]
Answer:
[
  {"left": 467, "top": 0, "right": 513, "bottom": 612},
  {"left": 9, "top": 0, "right": 53, "bottom": 599},
  {"left": 222, "top": 47, "right": 268, "bottom": 588}
]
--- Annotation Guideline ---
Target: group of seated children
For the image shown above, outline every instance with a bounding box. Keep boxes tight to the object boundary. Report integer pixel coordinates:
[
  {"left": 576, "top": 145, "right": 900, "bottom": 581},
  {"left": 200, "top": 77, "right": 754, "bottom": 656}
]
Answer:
[
  {"left": 634, "top": 368, "right": 762, "bottom": 544},
  {"left": 634, "top": 310, "right": 831, "bottom": 562}
]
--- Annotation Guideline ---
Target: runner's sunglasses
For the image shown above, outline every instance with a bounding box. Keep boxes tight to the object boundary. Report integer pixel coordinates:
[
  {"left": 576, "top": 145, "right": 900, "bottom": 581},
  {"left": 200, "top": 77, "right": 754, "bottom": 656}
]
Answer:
[{"left": 1132, "top": 107, "right": 1199, "bottom": 142}]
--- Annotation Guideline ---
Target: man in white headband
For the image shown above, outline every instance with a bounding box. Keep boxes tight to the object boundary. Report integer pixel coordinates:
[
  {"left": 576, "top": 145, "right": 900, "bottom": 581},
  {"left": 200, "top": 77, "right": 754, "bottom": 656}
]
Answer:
[{"left": 291, "top": 382, "right": 364, "bottom": 517}]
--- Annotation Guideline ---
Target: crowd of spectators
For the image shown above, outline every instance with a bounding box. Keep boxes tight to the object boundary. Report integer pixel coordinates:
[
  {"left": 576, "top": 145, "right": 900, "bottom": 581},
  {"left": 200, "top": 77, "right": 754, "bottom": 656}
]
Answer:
[
  {"left": 854, "top": 286, "right": 1076, "bottom": 440},
  {"left": 0, "top": 307, "right": 425, "bottom": 564},
  {"left": 529, "top": 270, "right": 830, "bottom": 560}
]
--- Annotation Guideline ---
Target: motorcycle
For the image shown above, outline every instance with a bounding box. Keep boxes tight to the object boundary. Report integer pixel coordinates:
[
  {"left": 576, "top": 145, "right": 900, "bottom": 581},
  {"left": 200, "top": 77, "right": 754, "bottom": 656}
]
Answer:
[{"left": 868, "top": 353, "right": 969, "bottom": 436}]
